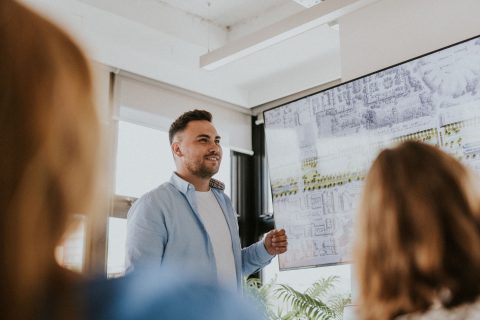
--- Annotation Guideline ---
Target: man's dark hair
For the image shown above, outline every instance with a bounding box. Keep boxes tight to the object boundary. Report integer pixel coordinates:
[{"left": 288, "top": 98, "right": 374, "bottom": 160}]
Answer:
[{"left": 169, "top": 109, "right": 212, "bottom": 144}]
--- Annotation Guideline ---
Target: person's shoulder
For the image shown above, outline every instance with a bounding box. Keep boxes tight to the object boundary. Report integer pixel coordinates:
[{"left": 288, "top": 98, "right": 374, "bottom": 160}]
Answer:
[
  {"left": 81, "top": 268, "right": 263, "bottom": 320},
  {"left": 147, "top": 182, "right": 176, "bottom": 197},
  {"left": 133, "top": 182, "right": 178, "bottom": 206}
]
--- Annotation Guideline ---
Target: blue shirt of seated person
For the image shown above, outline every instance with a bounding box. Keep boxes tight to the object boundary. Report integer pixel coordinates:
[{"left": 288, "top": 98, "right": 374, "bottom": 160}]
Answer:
[{"left": 82, "top": 267, "right": 264, "bottom": 320}]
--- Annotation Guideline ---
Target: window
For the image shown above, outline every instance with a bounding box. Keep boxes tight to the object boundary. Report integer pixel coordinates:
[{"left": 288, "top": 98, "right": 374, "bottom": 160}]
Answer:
[
  {"left": 55, "top": 215, "right": 85, "bottom": 272},
  {"left": 115, "top": 120, "right": 230, "bottom": 198},
  {"left": 115, "top": 121, "right": 175, "bottom": 198},
  {"left": 107, "top": 121, "right": 174, "bottom": 276},
  {"left": 107, "top": 217, "right": 127, "bottom": 277}
]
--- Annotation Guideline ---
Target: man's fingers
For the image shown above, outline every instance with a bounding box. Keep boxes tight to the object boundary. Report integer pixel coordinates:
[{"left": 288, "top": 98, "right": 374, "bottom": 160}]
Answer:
[
  {"left": 273, "top": 247, "right": 287, "bottom": 254},
  {"left": 272, "top": 233, "right": 287, "bottom": 245},
  {"left": 269, "top": 228, "right": 285, "bottom": 235},
  {"left": 265, "top": 229, "right": 288, "bottom": 255},
  {"left": 272, "top": 235, "right": 287, "bottom": 247},
  {"left": 270, "top": 229, "right": 285, "bottom": 237}
]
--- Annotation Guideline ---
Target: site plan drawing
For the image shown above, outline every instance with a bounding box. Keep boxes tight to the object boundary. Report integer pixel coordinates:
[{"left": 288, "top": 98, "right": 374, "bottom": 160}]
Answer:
[{"left": 264, "top": 36, "right": 480, "bottom": 269}]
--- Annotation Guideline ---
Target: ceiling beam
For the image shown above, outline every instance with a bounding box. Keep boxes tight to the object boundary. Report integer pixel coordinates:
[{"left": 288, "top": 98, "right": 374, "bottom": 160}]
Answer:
[{"left": 200, "top": 0, "right": 381, "bottom": 70}]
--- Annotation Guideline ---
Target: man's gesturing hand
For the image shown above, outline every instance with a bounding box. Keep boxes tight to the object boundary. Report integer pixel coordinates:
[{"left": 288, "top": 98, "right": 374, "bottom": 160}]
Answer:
[{"left": 264, "top": 228, "right": 288, "bottom": 255}]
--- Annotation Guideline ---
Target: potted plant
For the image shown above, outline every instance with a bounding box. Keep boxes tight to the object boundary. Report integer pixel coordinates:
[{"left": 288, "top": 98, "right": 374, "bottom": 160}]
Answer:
[{"left": 245, "top": 275, "right": 351, "bottom": 320}]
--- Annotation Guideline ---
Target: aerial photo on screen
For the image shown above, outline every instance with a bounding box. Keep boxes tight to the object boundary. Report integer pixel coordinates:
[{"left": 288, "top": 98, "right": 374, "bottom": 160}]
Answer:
[{"left": 264, "top": 35, "right": 480, "bottom": 270}]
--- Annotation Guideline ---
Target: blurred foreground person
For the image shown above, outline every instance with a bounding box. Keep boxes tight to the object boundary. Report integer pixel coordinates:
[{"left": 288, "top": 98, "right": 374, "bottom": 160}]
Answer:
[
  {"left": 355, "top": 141, "right": 480, "bottom": 320},
  {"left": 0, "top": 2, "right": 262, "bottom": 320}
]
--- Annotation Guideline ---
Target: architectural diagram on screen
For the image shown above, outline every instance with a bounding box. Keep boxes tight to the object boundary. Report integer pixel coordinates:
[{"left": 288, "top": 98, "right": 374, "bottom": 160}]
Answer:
[{"left": 264, "top": 36, "right": 480, "bottom": 270}]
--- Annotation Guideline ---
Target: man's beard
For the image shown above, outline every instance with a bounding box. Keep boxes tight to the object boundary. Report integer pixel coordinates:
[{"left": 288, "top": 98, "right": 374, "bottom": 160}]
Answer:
[{"left": 186, "top": 158, "right": 221, "bottom": 179}]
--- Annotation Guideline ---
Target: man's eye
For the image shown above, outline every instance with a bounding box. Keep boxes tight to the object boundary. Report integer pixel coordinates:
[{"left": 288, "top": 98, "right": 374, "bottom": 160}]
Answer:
[{"left": 215, "top": 140, "right": 221, "bottom": 144}]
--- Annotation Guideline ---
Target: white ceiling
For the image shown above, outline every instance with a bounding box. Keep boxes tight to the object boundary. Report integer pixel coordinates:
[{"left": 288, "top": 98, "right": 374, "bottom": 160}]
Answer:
[
  {"left": 155, "top": 0, "right": 300, "bottom": 28},
  {"left": 21, "top": 0, "right": 377, "bottom": 109}
]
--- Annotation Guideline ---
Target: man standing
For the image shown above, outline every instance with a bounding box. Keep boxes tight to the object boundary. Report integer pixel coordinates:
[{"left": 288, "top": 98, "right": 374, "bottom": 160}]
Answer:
[{"left": 126, "top": 109, "right": 287, "bottom": 289}]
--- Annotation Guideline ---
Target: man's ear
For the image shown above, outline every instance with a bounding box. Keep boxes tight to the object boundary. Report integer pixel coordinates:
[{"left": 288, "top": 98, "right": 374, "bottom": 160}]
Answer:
[{"left": 172, "top": 142, "right": 182, "bottom": 157}]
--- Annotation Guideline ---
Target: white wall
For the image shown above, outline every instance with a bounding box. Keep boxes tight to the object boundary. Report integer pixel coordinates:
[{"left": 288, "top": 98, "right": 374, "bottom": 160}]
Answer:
[{"left": 340, "top": 0, "right": 480, "bottom": 81}]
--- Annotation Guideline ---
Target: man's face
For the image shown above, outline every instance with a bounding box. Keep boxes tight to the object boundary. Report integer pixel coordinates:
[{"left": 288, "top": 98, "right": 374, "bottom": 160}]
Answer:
[{"left": 172, "top": 120, "right": 222, "bottom": 179}]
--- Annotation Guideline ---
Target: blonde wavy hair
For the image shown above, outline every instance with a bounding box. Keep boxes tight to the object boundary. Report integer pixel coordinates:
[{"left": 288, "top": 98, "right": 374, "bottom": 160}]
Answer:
[
  {"left": 0, "top": 2, "right": 100, "bottom": 319},
  {"left": 355, "top": 141, "right": 480, "bottom": 319}
]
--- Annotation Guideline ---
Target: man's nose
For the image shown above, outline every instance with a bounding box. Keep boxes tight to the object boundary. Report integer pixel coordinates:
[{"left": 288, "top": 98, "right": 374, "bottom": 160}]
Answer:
[{"left": 209, "top": 142, "right": 221, "bottom": 153}]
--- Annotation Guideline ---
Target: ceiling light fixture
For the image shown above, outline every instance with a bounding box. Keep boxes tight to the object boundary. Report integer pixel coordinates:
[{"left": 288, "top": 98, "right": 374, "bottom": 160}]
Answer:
[{"left": 200, "top": 0, "right": 380, "bottom": 71}]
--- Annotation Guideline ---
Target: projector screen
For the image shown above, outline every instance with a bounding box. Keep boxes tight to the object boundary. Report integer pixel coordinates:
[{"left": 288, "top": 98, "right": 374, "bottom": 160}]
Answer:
[{"left": 264, "top": 35, "right": 480, "bottom": 270}]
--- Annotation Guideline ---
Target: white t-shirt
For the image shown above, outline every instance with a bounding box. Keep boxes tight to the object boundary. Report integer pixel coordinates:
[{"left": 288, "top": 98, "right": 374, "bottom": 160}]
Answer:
[{"left": 195, "top": 190, "right": 236, "bottom": 288}]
